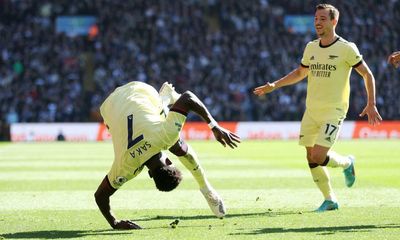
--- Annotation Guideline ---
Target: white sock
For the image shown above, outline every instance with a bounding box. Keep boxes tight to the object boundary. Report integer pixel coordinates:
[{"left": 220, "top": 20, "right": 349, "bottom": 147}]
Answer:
[
  {"left": 326, "top": 151, "right": 351, "bottom": 169},
  {"left": 178, "top": 145, "right": 211, "bottom": 189},
  {"left": 310, "top": 166, "right": 337, "bottom": 202}
]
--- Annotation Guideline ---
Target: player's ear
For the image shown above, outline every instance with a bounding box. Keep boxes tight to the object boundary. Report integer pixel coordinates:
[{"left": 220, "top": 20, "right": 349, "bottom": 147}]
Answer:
[{"left": 332, "top": 18, "right": 338, "bottom": 27}]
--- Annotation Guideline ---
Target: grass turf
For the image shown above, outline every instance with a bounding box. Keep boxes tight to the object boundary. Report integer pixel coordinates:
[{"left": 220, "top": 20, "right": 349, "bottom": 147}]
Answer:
[{"left": 0, "top": 140, "right": 399, "bottom": 240}]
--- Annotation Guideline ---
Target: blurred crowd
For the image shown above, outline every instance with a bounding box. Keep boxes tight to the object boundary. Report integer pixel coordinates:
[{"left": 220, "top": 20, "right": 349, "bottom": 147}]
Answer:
[{"left": 0, "top": 0, "right": 399, "bottom": 135}]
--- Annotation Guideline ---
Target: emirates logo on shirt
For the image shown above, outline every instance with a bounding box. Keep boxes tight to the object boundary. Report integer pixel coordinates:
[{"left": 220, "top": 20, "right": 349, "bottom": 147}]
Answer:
[{"left": 310, "top": 62, "right": 337, "bottom": 78}]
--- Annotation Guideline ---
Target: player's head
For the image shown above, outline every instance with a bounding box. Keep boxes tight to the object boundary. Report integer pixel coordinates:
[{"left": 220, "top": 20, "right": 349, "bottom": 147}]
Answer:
[
  {"left": 147, "top": 153, "right": 182, "bottom": 192},
  {"left": 151, "top": 164, "right": 182, "bottom": 192},
  {"left": 315, "top": 4, "right": 339, "bottom": 37}
]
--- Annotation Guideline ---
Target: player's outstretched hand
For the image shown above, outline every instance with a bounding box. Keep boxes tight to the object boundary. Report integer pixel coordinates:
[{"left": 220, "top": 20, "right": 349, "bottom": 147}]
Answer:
[
  {"left": 359, "top": 104, "right": 382, "bottom": 126},
  {"left": 113, "top": 220, "right": 142, "bottom": 230},
  {"left": 253, "top": 82, "right": 276, "bottom": 96},
  {"left": 211, "top": 126, "right": 241, "bottom": 149},
  {"left": 387, "top": 51, "right": 400, "bottom": 68}
]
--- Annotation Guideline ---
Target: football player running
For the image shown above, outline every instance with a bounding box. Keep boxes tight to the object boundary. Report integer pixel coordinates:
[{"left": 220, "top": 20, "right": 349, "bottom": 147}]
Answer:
[
  {"left": 95, "top": 81, "right": 240, "bottom": 229},
  {"left": 254, "top": 4, "right": 381, "bottom": 212}
]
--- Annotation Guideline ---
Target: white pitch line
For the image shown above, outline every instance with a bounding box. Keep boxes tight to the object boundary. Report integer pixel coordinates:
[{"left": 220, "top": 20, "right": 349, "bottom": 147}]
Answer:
[{"left": 0, "top": 188, "right": 399, "bottom": 211}]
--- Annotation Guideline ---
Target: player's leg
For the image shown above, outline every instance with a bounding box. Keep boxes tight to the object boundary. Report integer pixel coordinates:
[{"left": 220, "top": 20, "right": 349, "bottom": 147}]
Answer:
[
  {"left": 169, "top": 139, "right": 226, "bottom": 218},
  {"left": 300, "top": 110, "right": 338, "bottom": 211},
  {"left": 325, "top": 150, "right": 351, "bottom": 168},
  {"left": 325, "top": 150, "right": 355, "bottom": 187},
  {"left": 159, "top": 82, "right": 181, "bottom": 109},
  {"left": 307, "top": 146, "right": 339, "bottom": 211},
  {"left": 316, "top": 119, "right": 356, "bottom": 188},
  {"left": 169, "top": 139, "right": 210, "bottom": 189}
]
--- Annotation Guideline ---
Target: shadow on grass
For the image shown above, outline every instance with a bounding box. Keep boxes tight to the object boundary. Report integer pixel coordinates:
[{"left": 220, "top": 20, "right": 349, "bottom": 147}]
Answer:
[
  {"left": 136, "top": 210, "right": 305, "bottom": 221},
  {"left": 230, "top": 224, "right": 400, "bottom": 236},
  {"left": 0, "top": 229, "right": 133, "bottom": 239}
]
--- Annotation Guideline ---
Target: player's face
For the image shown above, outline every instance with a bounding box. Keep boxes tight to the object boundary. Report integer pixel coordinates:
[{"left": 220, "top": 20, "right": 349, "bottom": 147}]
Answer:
[{"left": 314, "top": 9, "right": 335, "bottom": 37}]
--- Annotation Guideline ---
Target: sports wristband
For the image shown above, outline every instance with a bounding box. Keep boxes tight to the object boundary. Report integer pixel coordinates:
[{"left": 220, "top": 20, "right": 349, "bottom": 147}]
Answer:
[{"left": 208, "top": 119, "right": 218, "bottom": 129}]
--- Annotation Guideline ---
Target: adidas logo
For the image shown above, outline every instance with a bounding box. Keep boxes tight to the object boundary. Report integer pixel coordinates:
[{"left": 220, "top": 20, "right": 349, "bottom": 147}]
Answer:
[
  {"left": 310, "top": 56, "right": 314, "bottom": 60},
  {"left": 328, "top": 55, "right": 338, "bottom": 60},
  {"left": 325, "top": 136, "right": 331, "bottom": 142}
]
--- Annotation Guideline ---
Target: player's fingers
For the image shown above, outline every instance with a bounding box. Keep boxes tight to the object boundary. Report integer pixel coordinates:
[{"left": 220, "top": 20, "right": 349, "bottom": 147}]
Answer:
[
  {"left": 217, "top": 137, "right": 226, "bottom": 147},
  {"left": 368, "top": 115, "right": 373, "bottom": 125},
  {"left": 254, "top": 85, "right": 265, "bottom": 91},
  {"left": 126, "top": 220, "right": 142, "bottom": 229},
  {"left": 227, "top": 139, "right": 238, "bottom": 148},
  {"left": 227, "top": 140, "right": 237, "bottom": 149},
  {"left": 130, "top": 223, "right": 142, "bottom": 229},
  {"left": 223, "top": 132, "right": 238, "bottom": 149},
  {"left": 227, "top": 143, "right": 236, "bottom": 149},
  {"left": 254, "top": 85, "right": 269, "bottom": 94},
  {"left": 376, "top": 112, "right": 383, "bottom": 122},
  {"left": 387, "top": 55, "right": 393, "bottom": 63},
  {"left": 253, "top": 89, "right": 264, "bottom": 96},
  {"left": 229, "top": 136, "right": 240, "bottom": 146},
  {"left": 229, "top": 132, "right": 241, "bottom": 142},
  {"left": 359, "top": 109, "right": 366, "bottom": 117},
  {"left": 117, "top": 221, "right": 137, "bottom": 230},
  {"left": 367, "top": 113, "right": 376, "bottom": 126},
  {"left": 373, "top": 113, "right": 382, "bottom": 126}
]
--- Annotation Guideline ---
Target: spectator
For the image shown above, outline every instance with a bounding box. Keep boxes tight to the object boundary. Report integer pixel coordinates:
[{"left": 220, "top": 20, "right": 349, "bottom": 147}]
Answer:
[{"left": 0, "top": 0, "right": 398, "bottom": 126}]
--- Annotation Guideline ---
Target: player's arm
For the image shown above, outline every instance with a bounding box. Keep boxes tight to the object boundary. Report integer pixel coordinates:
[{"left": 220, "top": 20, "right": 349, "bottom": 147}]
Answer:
[
  {"left": 253, "top": 65, "right": 309, "bottom": 96},
  {"left": 387, "top": 51, "right": 400, "bottom": 68},
  {"left": 171, "top": 91, "right": 240, "bottom": 148},
  {"left": 354, "top": 61, "right": 382, "bottom": 126},
  {"left": 94, "top": 176, "right": 142, "bottom": 230}
]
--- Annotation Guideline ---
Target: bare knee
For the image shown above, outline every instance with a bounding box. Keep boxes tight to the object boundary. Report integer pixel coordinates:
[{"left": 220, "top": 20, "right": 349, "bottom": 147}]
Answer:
[
  {"left": 169, "top": 139, "right": 188, "bottom": 156},
  {"left": 306, "top": 152, "right": 313, "bottom": 163},
  {"left": 306, "top": 147, "right": 327, "bottom": 165},
  {"left": 310, "top": 152, "right": 327, "bottom": 165}
]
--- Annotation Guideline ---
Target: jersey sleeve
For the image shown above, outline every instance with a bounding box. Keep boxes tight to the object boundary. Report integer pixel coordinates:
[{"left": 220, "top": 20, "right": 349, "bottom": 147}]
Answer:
[
  {"left": 160, "top": 111, "right": 187, "bottom": 147},
  {"left": 346, "top": 42, "right": 363, "bottom": 67},
  {"left": 300, "top": 42, "right": 312, "bottom": 67}
]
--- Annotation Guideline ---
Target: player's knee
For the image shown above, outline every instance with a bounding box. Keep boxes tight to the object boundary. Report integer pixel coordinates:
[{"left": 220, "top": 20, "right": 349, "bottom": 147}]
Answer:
[
  {"left": 310, "top": 152, "right": 326, "bottom": 164},
  {"left": 306, "top": 152, "right": 313, "bottom": 163},
  {"left": 169, "top": 139, "right": 188, "bottom": 156},
  {"left": 94, "top": 190, "right": 101, "bottom": 203},
  {"left": 307, "top": 153, "right": 319, "bottom": 168}
]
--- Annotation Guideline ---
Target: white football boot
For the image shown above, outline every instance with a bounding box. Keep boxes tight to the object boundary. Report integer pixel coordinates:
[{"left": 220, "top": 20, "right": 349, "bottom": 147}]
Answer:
[
  {"left": 159, "top": 82, "right": 181, "bottom": 108},
  {"left": 200, "top": 187, "right": 226, "bottom": 218}
]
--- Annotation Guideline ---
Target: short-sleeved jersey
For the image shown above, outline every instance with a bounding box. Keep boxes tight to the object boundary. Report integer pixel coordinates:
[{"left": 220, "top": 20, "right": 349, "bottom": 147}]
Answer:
[
  {"left": 301, "top": 37, "right": 362, "bottom": 112},
  {"left": 100, "top": 81, "right": 186, "bottom": 189}
]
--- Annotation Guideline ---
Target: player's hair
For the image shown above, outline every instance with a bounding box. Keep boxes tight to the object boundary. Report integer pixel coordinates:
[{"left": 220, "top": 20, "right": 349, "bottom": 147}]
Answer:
[
  {"left": 152, "top": 166, "right": 182, "bottom": 192},
  {"left": 316, "top": 3, "right": 339, "bottom": 20}
]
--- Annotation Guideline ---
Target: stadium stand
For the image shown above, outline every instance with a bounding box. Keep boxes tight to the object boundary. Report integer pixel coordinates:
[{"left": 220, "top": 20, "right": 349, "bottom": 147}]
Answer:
[{"left": 0, "top": 0, "right": 399, "bottom": 138}]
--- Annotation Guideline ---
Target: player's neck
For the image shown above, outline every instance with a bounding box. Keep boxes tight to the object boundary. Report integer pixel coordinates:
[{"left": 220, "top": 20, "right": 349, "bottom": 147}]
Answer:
[{"left": 320, "top": 32, "right": 338, "bottom": 46}]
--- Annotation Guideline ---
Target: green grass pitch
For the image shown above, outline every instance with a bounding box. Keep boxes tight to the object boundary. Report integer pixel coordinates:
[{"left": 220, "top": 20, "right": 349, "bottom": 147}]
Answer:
[{"left": 0, "top": 140, "right": 399, "bottom": 240}]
